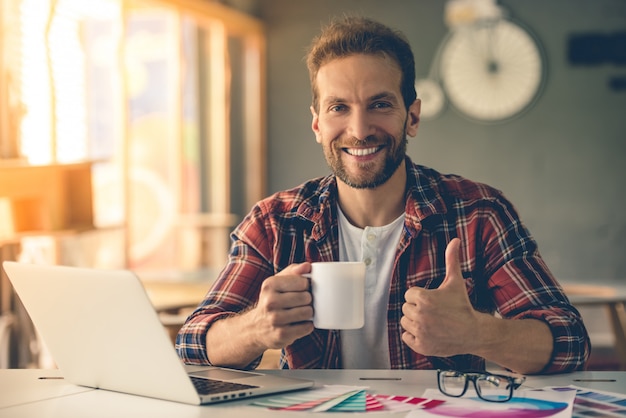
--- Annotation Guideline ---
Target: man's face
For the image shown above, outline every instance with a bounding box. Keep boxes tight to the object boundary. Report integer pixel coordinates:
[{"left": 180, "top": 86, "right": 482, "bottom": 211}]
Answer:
[{"left": 311, "top": 54, "right": 420, "bottom": 189}]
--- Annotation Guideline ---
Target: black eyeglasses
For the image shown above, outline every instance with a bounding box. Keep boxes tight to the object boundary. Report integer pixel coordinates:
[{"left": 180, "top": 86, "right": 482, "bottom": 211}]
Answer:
[{"left": 437, "top": 370, "right": 526, "bottom": 402}]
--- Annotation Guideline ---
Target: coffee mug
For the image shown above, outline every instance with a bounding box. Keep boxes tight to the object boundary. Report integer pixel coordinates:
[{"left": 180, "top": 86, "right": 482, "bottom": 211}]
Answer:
[{"left": 304, "top": 261, "right": 366, "bottom": 329}]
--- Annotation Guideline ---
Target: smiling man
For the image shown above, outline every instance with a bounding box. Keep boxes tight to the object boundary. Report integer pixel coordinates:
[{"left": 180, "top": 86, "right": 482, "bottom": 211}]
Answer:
[{"left": 176, "top": 16, "right": 590, "bottom": 374}]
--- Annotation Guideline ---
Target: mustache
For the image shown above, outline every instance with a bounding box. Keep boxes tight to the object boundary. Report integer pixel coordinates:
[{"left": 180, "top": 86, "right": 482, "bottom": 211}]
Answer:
[{"left": 340, "top": 135, "right": 385, "bottom": 147}]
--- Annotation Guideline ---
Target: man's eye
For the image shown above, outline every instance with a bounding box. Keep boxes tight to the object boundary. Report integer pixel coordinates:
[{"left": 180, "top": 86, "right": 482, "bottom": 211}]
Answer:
[
  {"left": 372, "top": 102, "right": 391, "bottom": 109},
  {"left": 329, "top": 104, "right": 346, "bottom": 112}
]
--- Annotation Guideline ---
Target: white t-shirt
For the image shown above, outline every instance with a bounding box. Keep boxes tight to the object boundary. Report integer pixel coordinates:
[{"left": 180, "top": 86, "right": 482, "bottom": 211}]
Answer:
[{"left": 337, "top": 206, "right": 405, "bottom": 369}]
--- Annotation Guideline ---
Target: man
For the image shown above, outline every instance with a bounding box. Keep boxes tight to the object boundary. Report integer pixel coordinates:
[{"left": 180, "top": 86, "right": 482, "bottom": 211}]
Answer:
[{"left": 176, "top": 16, "right": 590, "bottom": 374}]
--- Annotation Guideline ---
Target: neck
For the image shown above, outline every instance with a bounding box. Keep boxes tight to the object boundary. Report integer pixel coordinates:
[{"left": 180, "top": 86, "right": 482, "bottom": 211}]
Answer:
[{"left": 336, "top": 160, "right": 407, "bottom": 228}]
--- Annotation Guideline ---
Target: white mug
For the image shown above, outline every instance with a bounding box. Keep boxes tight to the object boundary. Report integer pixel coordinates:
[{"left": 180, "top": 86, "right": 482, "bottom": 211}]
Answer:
[{"left": 305, "top": 261, "right": 366, "bottom": 330}]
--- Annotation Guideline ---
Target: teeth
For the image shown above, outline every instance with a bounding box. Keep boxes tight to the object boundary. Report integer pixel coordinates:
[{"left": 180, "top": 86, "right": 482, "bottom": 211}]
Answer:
[{"left": 345, "top": 147, "right": 379, "bottom": 156}]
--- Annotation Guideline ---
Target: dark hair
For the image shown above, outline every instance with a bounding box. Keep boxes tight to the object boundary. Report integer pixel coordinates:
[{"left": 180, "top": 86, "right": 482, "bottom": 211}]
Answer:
[{"left": 306, "top": 16, "right": 417, "bottom": 112}]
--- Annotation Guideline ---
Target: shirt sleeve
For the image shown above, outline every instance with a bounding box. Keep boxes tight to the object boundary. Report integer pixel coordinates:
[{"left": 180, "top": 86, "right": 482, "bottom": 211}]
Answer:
[
  {"left": 477, "top": 195, "right": 591, "bottom": 374},
  {"left": 175, "top": 204, "right": 275, "bottom": 368}
]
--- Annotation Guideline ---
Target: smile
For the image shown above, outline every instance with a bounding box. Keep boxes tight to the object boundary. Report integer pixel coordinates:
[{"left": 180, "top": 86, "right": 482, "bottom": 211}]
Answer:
[{"left": 343, "top": 146, "right": 382, "bottom": 156}]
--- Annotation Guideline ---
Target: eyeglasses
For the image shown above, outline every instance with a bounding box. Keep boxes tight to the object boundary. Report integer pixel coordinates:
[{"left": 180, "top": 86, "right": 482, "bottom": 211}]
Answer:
[{"left": 437, "top": 370, "right": 526, "bottom": 402}]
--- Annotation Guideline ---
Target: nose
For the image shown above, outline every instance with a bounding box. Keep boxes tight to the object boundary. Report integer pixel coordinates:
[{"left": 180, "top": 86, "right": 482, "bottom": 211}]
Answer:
[{"left": 346, "top": 109, "right": 374, "bottom": 141}]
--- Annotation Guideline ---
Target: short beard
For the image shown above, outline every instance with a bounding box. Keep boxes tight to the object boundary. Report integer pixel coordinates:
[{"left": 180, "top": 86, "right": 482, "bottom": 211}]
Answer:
[{"left": 328, "top": 134, "right": 407, "bottom": 189}]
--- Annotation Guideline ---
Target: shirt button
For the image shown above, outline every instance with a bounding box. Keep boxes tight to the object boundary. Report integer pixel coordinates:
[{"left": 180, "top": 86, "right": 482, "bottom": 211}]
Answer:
[
  {"left": 367, "top": 233, "right": 376, "bottom": 241},
  {"left": 364, "top": 257, "right": 372, "bottom": 266}
]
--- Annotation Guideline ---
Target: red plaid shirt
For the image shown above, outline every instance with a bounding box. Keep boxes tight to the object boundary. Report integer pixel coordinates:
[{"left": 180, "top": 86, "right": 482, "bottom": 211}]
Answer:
[{"left": 176, "top": 158, "right": 590, "bottom": 373}]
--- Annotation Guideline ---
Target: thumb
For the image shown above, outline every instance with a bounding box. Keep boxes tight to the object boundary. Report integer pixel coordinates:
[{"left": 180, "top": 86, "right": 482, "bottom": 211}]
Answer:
[
  {"left": 277, "top": 262, "right": 312, "bottom": 276},
  {"left": 440, "top": 238, "right": 464, "bottom": 289}
]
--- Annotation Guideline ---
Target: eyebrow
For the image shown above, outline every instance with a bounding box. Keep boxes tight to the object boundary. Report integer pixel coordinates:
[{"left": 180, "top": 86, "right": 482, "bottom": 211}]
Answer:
[
  {"left": 370, "top": 92, "right": 400, "bottom": 103},
  {"left": 323, "top": 91, "right": 400, "bottom": 106}
]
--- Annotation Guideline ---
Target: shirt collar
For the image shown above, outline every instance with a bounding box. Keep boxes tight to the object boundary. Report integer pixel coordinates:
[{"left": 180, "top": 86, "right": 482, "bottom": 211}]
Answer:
[
  {"left": 295, "top": 156, "right": 449, "bottom": 240},
  {"left": 403, "top": 157, "right": 448, "bottom": 233}
]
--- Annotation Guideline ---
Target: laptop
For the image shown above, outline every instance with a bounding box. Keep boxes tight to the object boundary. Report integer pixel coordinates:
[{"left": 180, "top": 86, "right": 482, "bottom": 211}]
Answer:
[{"left": 2, "top": 261, "right": 314, "bottom": 405}]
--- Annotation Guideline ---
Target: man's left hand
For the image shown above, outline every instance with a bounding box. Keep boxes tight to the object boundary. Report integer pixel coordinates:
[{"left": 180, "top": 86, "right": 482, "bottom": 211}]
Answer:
[{"left": 400, "top": 238, "right": 479, "bottom": 357}]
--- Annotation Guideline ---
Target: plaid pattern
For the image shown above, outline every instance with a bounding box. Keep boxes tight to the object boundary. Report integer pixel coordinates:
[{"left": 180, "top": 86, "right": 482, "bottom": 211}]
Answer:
[{"left": 176, "top": 157, "right": 590, "bottom": 372}]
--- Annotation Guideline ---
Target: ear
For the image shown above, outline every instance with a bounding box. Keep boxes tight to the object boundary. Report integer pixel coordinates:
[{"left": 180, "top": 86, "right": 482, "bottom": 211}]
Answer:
[
  {"left": 310, "top": 106, "right": 322, "bottom": 144},
  {"left": 405, "top": 99, "right": 421, "bottom": 138}
]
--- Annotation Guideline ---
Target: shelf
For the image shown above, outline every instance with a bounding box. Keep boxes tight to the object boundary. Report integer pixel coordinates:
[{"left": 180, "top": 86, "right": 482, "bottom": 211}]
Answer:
[{"left": 0, "top": 161, "right": 94, "bottom": 237}]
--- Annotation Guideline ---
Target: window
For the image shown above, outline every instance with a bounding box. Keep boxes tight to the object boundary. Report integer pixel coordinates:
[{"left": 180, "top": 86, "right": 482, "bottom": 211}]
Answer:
[{"left": 0, "top": 0, "right": 266, "bottom": 270}]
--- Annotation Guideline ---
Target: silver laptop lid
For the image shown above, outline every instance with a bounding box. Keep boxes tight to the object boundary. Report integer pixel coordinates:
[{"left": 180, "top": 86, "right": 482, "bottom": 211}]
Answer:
[
  {"left": 3, "top": 261, "right": 208, "bottom": 404},
  {"left": 3, "top": 261, "right": 314, "bottom": 405}
]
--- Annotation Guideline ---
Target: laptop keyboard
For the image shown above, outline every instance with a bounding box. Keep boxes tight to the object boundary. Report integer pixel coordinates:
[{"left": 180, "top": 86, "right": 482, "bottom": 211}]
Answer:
[{"left": 190, "top": 376, "right": 259, "bottom": 395}]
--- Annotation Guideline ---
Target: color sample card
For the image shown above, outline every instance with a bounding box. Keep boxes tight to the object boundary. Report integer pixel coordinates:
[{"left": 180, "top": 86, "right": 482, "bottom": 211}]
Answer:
[
  {"left": 252, "top": 385, "right": 444, "bottom": 413},
  {"left": 252, "top": 384, "right": 596, "bottom": 415},
  {"left": 375, "top": 395, "right": 446, "bottom": 412},
  {"left": 415, "top": 388, "right": 576, "bottom": 418},
  {"left": 251, "top": 386, "right": 369, "bottom": 412},
  {"left": 542, "top": 386, "right": 626, "bottom": 418}
]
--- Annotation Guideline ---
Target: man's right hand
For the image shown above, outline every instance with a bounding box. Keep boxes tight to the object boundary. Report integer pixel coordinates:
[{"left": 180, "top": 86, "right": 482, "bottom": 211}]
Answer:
[
  {"left": 247, "top": 262, "right": 315, "bottom": 349},
  {"left": 205, "top": 263, "right": 314, "bottom": 368}
]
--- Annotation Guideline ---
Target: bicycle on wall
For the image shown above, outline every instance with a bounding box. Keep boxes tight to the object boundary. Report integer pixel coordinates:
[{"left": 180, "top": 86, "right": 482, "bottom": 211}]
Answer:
[{"left": 416, "top": 0, "right": 547, "bottom": 124}]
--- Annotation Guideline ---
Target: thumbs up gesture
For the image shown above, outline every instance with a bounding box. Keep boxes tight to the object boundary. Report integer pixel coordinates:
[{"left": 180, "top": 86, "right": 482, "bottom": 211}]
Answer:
[{"left": 400, "top": 238, "right": 479, "bottom": 357}]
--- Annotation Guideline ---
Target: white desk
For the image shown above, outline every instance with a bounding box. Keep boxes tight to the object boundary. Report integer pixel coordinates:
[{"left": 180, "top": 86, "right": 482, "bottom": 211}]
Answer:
[
  {"left": 564, "top": 282, "right": 626, "bottom": 369},
  {"left": 1, "top": 368, "right": 625, "bottom": 418}
]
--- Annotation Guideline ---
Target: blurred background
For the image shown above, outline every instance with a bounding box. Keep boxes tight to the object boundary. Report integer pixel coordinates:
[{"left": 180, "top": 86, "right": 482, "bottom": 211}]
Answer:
[
  {"left": 1, "top": 0, "right": 625, "bottom": 369},
  {"left": 258, "top": 0, "right": 626, "bottom": 281}
]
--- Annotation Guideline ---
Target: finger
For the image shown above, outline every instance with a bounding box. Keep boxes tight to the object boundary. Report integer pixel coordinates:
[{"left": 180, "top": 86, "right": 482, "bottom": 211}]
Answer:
[
  {"left": 265, "top": 321, "right": 315, "bottom": 349},
  {"left": 262, "top": 274, "right": 310, "bottom": 294},
  {"left": 401, "top": 331, "right": 413, "bottom": 345},
  {"left": 401, "top": 301, "right": 416, "bottom": 318},
  {"left": 276, "top": 262, "right": 311, "bottom": 276},
  {"left": 440, "top": 238, "right": 464, "bottom": 288},
  {"left": 273, "top": 305, "right": 314, "bottom": 325},
  {"left": 270, "top": 287, "right": 312, "bottom": 309},
  {"left": 266, "top": 263, "right": 312, "bottom": 292},
  {"left": 404, "top": 284, "right": 426, "bottom": 304}
]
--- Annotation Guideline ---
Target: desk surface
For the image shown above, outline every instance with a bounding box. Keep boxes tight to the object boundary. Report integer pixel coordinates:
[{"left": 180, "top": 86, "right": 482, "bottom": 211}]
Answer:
[
  {"left": 137, "top": 269, "right": 217, "bottom": 313},
  {"left": 564, "top": 282, "right": 626, "bottom": 305},
  {"left": 1, "top": 368, "right": 625, "bottom": 418},
  {"left": 142, "top": 280, "right": 210, "bottom": 312}
]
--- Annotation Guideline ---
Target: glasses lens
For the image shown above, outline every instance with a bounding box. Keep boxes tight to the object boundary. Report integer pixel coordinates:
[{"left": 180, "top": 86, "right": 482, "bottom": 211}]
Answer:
[
  {"left": 476, "top": 375, "right": 512, "bottom": 402},
  {"left": 439, "top": 371, "right": 466, "bottom": 396}
]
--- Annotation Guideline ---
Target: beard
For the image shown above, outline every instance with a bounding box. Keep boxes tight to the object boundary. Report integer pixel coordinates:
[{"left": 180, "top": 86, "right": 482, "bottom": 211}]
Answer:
[{"left": 323, "top": 131, "right": 407, "bottom": 189}]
